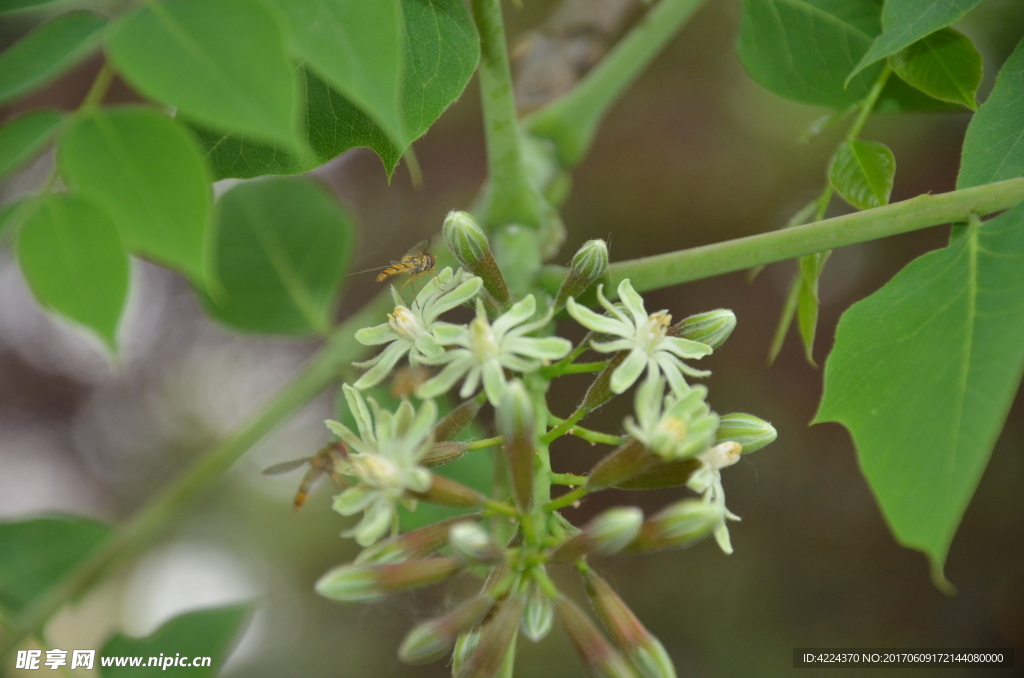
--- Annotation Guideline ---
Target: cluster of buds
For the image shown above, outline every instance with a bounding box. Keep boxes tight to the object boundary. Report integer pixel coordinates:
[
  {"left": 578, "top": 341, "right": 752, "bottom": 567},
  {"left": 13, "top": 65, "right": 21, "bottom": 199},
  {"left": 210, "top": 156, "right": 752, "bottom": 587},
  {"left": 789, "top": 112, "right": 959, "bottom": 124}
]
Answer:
[{"left": 266, "top": 211, "right": 777, "bottom": 677}]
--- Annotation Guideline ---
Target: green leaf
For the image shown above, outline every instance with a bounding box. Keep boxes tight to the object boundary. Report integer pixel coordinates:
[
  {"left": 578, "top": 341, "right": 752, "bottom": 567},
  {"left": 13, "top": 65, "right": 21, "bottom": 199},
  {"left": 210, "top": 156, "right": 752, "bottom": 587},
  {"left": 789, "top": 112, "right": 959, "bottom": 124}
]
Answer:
[
  {"left": 0, "top": 515, "right": 111, "bottom": 617},
  {"left": 889, "top": 28, "right": 982, "bottom": 110},
  {"left": 957, "top": 36, "right": 1024, "bottom": 190},
  {"left": 849, "top": 0, "right": 984, "bottom": 81},
  {"left": 0, "top": 199, "right": 26, "bottom": 239},
  {"left": 829, "top": 139, "right": 896, "bottom": 210},
  {"left": 816, "top": 204, "right": 1024, "bottom": 583},
  {"left": 0, "top": 0, "right": 67, "bottom": 13},
  {"left": 100, "top": 604, "right": 253, "bottom": 677},
  {"left": 204, "top": 177, "right": 353, "bottom": 335},
  {"left": 0, "top": 109, "right": 63, "bottom": 182},
  {"left": 17, "top": 194, "right": 129, "bottom": 351},
  {"left": 797, "top": 251, "right": 829, "bottom": 366},
  {"left": 736, "top": 0, "right": 883, "bottom": 109},
  {"left": 105, "top": 0, "right": 299, "bottom": 149},
  {"left": 58, "top": 107, "right": 211, "bottom": 285},
  {"left": 191, "top": 0, "right": 478, "bottom": 180},
  {"left": 0, "top": 11, "right": 105, "bottom": 105},
  {"left": 265, "top": 0, "right": 405, "bottom": 147}
]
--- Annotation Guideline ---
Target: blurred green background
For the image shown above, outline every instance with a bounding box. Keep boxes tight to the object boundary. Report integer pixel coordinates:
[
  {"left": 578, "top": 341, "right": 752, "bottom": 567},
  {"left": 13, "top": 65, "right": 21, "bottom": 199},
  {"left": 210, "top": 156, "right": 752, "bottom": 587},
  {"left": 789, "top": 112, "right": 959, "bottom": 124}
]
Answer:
[{"left": 1, "top": 1, "right": 1022, "bottom": 676}]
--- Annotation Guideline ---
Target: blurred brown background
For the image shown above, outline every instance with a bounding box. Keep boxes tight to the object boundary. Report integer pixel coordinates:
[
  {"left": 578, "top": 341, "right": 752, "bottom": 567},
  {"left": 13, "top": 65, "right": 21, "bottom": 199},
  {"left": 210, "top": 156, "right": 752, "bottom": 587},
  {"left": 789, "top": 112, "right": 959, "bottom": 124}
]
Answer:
[{"left": 2, "top": 0, "right": 1023, "bottom": 676}]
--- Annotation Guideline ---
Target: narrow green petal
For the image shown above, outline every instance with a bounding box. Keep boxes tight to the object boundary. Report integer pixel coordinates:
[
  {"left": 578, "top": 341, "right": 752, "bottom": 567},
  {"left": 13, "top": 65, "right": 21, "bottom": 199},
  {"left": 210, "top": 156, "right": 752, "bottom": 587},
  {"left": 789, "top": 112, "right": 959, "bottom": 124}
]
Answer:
[
  {"left": 616, "top": 279, "right": 649, "bottom": 327},
  {"left": 355, "top": 323, "right": 400, "bottom": 346},
  {"left": 504, "top": 336, "right": 572, "bottom": 360},
  {"left": 417, "top": 357, "right": 472, "bottom": 399},
  {"left": 354, "top": 341, "right": 409, "bottom": 389},
  {"left": 333, "top": 485, "right": 377, "bottom": 516},
  {"left": 343, "top": 384, "right": 376, "bottom": 445},
  {"left": 566, "top": 297, "right": 630, "bottom": 337},
  {"left": 481, "top": 359, "right": 506, "bottom": 405},
  {"left": 611, "top": 349, "right": 648, "bottom": 394},
  {"left": 426, "top": 276, "right": 482, "bottom": 321},
  {"left": 661, "top": 336, "right": 713, "bottom": 359},
  {"left": 492, "top": 294, "right": 536, "bottom": 337}
]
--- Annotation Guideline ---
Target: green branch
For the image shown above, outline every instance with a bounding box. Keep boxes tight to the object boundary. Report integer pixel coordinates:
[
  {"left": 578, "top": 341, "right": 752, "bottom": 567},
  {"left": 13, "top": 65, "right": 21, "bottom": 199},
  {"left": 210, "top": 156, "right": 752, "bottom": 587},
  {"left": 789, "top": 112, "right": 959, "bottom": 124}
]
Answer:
[
  {"left": 0, "top": 290, "right": 393, "bottom": 656},
  {"left": 536, "top": 177, "right": 1024, "bottom": 295},
  {"left": 524, "top": 0, "right": 709, "bottom": 167},
  {"left": 470, "top": 0, "right": 542, "bottom": 229}
]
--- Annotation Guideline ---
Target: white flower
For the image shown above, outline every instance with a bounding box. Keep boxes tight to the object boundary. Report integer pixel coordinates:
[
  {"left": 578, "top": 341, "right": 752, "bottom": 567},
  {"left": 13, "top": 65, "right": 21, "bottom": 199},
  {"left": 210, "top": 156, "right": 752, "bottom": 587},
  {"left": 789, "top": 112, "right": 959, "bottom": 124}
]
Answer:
[
  {"left": 566, "top": 278, "right": 713, "bottom": 395},
  {"left": 624, "top": 377, "right": 720, "bottom": 460},
  {"left": 352, "top": 268, "right": 482, "bottom": 390},
  {"left": 416, "top": 295, "right": 572, "bottom": 405},
  {"left": 687, "top": 441, "right": 742, "bottom": 554},
  {"left": 326, "top": 385, "right": 437, "bottom": 546}
]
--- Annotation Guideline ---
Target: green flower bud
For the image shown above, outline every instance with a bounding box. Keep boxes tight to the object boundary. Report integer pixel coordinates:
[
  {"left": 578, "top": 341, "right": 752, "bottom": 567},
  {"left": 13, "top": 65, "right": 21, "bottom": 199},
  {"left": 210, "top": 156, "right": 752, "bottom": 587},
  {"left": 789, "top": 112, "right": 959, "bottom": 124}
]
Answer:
[
  {"left": 555, "top": 239, "right": 609, "bottom": 309},
  {"left": 316, "top": 557, "right": 463, "bottom": 603},
  {"left": 583, "top": 569, "right": 676, "bottom": 678},
  {"left": 449, "top": 521, "right": 504, "bottom": 564},
  {"left": 715, "top": 413, "right": 777, "bottom": 453},
  {"left": 578, "top": 350, "right": 629, "bottom": 415},
  {"left": 434, "top": 397, "right": 484, "bottom": 443},
  {"left": 452, "top": 628, "right": 481, "bottom": 677},
  {"left": 586, "top": 438, "right": 658, "bottom": 491},
  {"left": 399, "top": 595, "right": 496, "bottom": 665},
  {"left": 409, "top": 473, "right": 488, "bottom": 509},
  {"left": 496, "top": 380, "right": 536, "bottom": 512},
  {"left": 668, "top": 309, "right": 736, "bottom": 349},
  {"left": 357, "top": 515, "right": 474, "bottom": 565},
  {"left": 443, "top": 211, "right": 511, "bottom": 306},
  {"left": 422, "top": 441, "right": 470, "bottom": 467},
  {"left": 627, "top": 500, "right": 721, "bottom": 553},
  {"left": 521, "top": 582, "right": 554, "bottom": 642},
  {"left": 554, "top": 596, "right": 636, "bottom": 678},
  {"left": 552, "top": 507, "right": 643, "bottom": 563},
  {"left": 456, "top": 595, "right": 525, "bottom": 678}
]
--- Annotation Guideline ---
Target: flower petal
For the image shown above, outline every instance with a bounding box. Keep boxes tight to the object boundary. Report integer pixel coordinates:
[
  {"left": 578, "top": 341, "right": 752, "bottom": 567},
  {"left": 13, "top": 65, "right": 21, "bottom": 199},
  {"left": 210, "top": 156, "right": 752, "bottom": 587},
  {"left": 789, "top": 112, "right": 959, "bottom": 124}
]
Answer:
[
  {"left": 353, "top": 341, "right": 410, "bottom": 389},
  {"left": 352, "top": 497, "right": 395, "bottom": 546},
  {"left": 431, "top": 322, "right": 467, "bottom": 346},
  {"left": 459, "top": 365, "right": 483, "bottom": 399},
  {"left": 425, "top": 276, "right": 483, "bottom": 322},
  {"left": 596, "top": 284, "right": 631, "bottom": 325},
  {"left": 616, "top": 279, "right": 649, "bottom": 328},
  {"left": 393, "top": 399, "right": 416, "bottom": 438},
  {"left": 634, "top": 375, "right": 664, "bottom": 433},
  {"left": 481, "top": 359, "right": 507, "bottom": 406},
  {"left": 501, "top": 354, "right": 543, "bottom": 373},
  {"left": 589, "top": 338, "right": 633, "bottom": 353},
  {"left": 355, "top": 323, "right": 399, "bottom": 346},
  {"left": 492, "top": 295, "right": 536, "bottom": 337},
  {"left": 409, "top": 398, "right": 438, "bottom": 444},
  {"left": 343, "top": 385, "right": 376, "bottom": 445},
  {"left": 503, "top": 336, "right": 572, "bottom": 361},
  {"left": 332, "top": 485, "right": 377, "bottom": 516},
  {"left": 661, "top": 336, "right": 714, "bottom": 359},
  {"left": 566, "top": 297, "right": 630, "bottom": 337},
  {"left": 417, "top": 357, "right": 472, "bottom": 399},
  {"left": 610, "top": 348, "right": 648, "bottom": 394}
]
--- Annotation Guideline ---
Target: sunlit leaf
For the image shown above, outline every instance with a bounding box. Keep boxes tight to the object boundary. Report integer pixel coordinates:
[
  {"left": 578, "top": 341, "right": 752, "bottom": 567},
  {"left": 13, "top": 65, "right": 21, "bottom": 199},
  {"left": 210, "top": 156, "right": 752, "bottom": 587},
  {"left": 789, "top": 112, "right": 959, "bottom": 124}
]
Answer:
[
  {"left": 191, "top": 0, "right": 478, "bottom": 180},
  {"left": 0, "top": 11, "right": 105, "bottom": 105},
  {"left": 850, "top": 0, "right": 984, "bottom": 81},
  {"left": 0, "top": 515, "right": 111, "bottom": 617},
  {"left": 265, "top": 0, "right": 405, "bottom": 147},
  {"left": 829, "top": 139, "right": 895, "bottom": 210},
  {"left": 889, "top": 28, "right": 982, "bottom": 110},
  {"left": 203, "top": 177, "right": 353, "bottom": 335},
  {"left": 59, "top": 107, "right": 211, "bottom": 285},
  {"left": 0, "top": 109, "right": 63, "bottom": 182},
  {"left": 100, "top": 604, "right": 253, "bottom": 677},
  {"left": 817, "top": 204, "right": 1024, "bottom": 584},
  {"left": 958, "top": 36, "right": 1024, "bottom": 190},
  {"left": 105, "top": 0, "right": 299, "bottom": 149},
  {"left": 17, "top": 194, "right": 129, "bottom": 351}
]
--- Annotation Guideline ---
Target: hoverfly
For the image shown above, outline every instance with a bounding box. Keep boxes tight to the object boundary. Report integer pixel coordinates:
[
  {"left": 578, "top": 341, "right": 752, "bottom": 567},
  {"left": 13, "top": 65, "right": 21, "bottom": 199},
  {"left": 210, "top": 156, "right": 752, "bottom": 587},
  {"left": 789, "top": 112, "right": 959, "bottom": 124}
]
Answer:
[
  {"left": 349, "top": 239, "right": 439, "bottom": 304},
  {"left": 262, "top": 442, "right": 348, "bottom": 511}
]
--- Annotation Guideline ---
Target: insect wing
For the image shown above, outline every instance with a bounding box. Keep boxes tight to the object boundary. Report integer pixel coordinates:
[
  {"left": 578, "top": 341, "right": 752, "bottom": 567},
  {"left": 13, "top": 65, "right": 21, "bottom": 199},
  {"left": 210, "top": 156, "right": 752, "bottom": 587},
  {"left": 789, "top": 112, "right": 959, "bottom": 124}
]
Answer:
[
  {"left": 404, "top": 239, "right": 430, "bottom": 259},
  {"left": 262, "top": 458, "right": 312, "bottom": 475}
]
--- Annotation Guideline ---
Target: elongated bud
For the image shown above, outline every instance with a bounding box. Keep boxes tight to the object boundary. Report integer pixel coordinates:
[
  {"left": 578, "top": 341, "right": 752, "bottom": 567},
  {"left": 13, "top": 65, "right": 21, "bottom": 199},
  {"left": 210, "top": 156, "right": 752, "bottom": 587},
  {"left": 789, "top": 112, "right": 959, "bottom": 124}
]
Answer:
[
  {"left": 554, "top": 597, "right": 637, "bottom": 678},
  {"left": 452, "top": 628, "right": 481, "bottom": 677},
  {"left": 668, "top": 309, "right": 736, "bottom": 349},
  {"left": 521, "top": 582, "right": 554, "bottom": 642},
  {"left": 456, "top": 595, "right": 525, "bottom": 678},
  {"left": 582, "top": 570, "right": 676, "bottom": 678},
  {"left": 434, "top": 398, "right": 484, "bottom": 442},
  {"left": 496, "top": 380, "right": 536, "bottom": 512},
  {"left": 400, "top": 595, "right": 496, "bottom": 664},
  {"left": 613, "top": 457, "right": 701, "bottom": 491},
  {"left": 422, "top": 441, "right": 470, "bottom": 467},
  {"left": 626, "top": 500, "right": 721, "bottom": 553},
  {"left": 409, "top": 473, "right": 488, "bottom": 509},
  {"left": 450, "top": 521, "right": 505, "bottom": 564},
  {"left": 443, "top": 211, "right": 511, "bottom": 306},
  {"left": 586, "top": 438, "right": 657, "bottom": 491},
  {"left": 551, "top": 507, "right": 643, "bottom": 563},
  {"left": 555, "top": 240, "right": 609, "bottom": 308},
  {"left": 715, "top": 413, "right": 777, "bottom": 453},
  {"left": 579, "top": 350, "right": 628, "bottom": 415},
  {"left": 316, "top": 557, "right": 463, "bottom": 603},
  {"left": 357, "top": 515, "right": 475, "bottom": 565}
]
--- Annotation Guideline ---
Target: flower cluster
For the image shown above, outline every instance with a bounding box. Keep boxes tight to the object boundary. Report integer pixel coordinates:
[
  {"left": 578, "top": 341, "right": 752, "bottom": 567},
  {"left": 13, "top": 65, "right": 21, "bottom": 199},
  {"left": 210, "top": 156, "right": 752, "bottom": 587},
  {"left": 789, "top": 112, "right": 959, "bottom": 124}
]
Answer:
[{"left": 265, "top": 213, "right": 777, "bottom": 678}]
